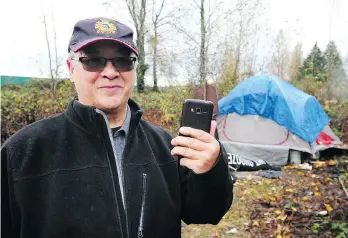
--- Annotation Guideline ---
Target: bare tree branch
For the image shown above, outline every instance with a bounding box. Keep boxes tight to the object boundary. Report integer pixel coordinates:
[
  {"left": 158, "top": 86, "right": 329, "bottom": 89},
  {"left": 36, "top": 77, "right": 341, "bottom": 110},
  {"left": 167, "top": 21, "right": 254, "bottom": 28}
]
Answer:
[
  {"left": 150, "top": 0, "right": 168, "bottom": 91},
  {"left": 190, "top": 0, "right": 201, "bottom": 10},
  {"left": 207, "top": 0, "right": 223, "bottom": 22},
  {"left": 43, "top": 14, "right": 63, "bottom": 97},
  {"left": 123, "top": 0, "right": 148, "bottom": 92},
  {"left": 170, "top": 22, "right": 200, "bottom": 46},
  {"left": 125, "top": 0, "right": 139, "bottom": 35},
  {"left": 157, "top": 0, "right": 165, "bottom": 18},
  {"left": 43, "top": 16, "right": 54, "bottom": 82}
]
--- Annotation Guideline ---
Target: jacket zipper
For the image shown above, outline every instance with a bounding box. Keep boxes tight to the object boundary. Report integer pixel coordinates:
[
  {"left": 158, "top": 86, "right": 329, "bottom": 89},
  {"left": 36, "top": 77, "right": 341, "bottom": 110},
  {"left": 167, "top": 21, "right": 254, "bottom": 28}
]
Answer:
[
  {"left": 96, "top": 109, "right": 129, "bottom": 238},
  {"left": 138, "top": 173, "right": 148, "bottom": 238}
]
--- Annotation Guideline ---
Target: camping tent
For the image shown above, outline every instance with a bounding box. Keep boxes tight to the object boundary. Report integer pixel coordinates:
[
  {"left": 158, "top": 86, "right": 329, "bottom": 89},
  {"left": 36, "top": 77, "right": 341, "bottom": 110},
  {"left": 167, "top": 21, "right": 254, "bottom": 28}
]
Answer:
[{"left": 216, "top": 75, "right": 342, "bottom": 166}]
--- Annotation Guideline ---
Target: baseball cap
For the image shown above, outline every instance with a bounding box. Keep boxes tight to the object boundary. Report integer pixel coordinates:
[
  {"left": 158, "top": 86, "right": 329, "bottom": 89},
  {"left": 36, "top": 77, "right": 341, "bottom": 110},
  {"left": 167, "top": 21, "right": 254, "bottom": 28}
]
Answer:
[{"left": 68, "top": 17, "right": 138, "bottom": 56}]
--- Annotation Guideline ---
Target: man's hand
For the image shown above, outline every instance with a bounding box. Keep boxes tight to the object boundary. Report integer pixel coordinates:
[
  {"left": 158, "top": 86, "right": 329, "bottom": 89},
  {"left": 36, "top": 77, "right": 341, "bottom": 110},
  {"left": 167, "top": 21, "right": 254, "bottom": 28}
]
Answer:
[{"left": 171, "top": 121, "right": 220, "bottom": 174}]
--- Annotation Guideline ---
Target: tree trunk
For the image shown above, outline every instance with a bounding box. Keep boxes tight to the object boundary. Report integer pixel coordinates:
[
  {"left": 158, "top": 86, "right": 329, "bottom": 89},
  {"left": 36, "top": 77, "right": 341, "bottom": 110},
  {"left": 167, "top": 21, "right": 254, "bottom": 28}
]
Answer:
[
  {"left": 133, "top": 0, "right": 147, "bottom": 93},
  {"left": 43, "top": 16, "right": 58, "bottom": 98},
  {"left": 232, "top": 36, "right": 241, "bottom": 82},
  {"left": 136, "top": 54, "right": 146, "bottom": 93},
  {"left": 152, "top": 23, "right": 159, "bottom": 92},
  {"left": 199, "top": 0, "right": 206, "bottom": 84}
]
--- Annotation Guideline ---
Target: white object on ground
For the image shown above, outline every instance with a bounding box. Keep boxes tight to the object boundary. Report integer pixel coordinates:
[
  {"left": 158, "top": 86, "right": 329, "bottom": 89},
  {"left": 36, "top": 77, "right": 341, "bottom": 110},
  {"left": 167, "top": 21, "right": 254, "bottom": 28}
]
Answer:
[
  {"left": 290, "top": 150, "right": 302, "bottom": 164},
  {"left": 225, "top": 228, "right": 238, "bottom": 234},
  {"left": 298, "top": 163, "right": 312, "bottom": 170}
]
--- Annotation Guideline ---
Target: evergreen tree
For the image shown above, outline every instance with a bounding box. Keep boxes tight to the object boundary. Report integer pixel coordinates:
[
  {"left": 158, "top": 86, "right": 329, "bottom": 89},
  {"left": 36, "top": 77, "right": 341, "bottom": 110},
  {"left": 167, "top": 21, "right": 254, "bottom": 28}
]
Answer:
[
  {"left": 323, "top": 41, "right": 346, "bottom": 82},
  {"left": 300, "top": 42, "right": 326, "bottom": 81},
  {"left": 344, "top": 53, "right": 348, "bottom": 78}
]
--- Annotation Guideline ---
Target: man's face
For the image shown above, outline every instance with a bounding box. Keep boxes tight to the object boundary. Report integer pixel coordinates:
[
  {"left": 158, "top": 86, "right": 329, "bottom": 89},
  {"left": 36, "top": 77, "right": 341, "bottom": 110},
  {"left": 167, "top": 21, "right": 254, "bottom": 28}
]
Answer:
[{"left": 68, "top": 41, "right": 136, "bottom": 112}]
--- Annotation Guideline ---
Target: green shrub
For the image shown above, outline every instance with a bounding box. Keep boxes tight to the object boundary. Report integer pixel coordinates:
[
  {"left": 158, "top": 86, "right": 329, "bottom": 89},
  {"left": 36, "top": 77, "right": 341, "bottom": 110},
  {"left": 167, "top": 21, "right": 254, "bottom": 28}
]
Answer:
[
  {"left": 132, "top": 86, "right": 190, "bottom": 134},
  {"left": 1, "top": 80, "right": 75, "bottom": 143},
  {"left": 1, "top": 82, "right": 190, "bottom": 142}
]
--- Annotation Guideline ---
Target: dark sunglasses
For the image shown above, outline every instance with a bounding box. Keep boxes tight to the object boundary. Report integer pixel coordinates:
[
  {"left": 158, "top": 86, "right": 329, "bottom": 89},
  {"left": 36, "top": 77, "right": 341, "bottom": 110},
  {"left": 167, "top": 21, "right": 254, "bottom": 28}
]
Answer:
[{"left": 72, "top": 56, "right": 137, "bottom": 71}]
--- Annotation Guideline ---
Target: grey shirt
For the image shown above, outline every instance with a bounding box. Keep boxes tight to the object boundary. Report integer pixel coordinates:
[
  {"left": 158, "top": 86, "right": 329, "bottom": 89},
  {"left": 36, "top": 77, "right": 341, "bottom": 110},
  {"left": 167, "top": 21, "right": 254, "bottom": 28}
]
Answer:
[
  {"left": 111, "top": 105, "right": 131, "bottom": 163},
  {"left": 110, "top": 105, "right": 131, "bottom": 207}
]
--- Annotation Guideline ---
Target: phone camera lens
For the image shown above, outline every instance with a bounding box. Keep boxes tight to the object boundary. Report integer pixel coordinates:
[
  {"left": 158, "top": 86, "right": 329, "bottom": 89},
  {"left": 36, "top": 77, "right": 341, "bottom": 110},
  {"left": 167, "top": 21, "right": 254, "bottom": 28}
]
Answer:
[{"left": 196, "top": 108, "right": 201, "bottom": 114}]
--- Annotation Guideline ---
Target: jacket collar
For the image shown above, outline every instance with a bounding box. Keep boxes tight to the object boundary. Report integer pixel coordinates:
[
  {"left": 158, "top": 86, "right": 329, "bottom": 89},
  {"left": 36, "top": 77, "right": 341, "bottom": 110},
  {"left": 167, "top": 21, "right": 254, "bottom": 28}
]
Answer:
[{"left": 65, "top": 98, "right": 144, "bottom": 135}]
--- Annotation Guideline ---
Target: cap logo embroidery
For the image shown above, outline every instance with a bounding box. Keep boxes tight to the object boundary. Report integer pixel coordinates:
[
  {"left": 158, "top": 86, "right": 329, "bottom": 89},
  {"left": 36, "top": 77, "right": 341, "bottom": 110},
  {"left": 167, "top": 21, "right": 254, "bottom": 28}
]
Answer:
[{"left": 95, "top": 20, "right": 117, "bottom": 34}]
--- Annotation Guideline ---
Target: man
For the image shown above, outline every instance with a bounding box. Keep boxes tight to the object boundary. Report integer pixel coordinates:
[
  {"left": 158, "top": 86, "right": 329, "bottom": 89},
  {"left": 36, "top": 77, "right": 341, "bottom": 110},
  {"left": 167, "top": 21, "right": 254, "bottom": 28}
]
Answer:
[{"left": 1, "top": 17, "right": 233, "bottom": 238}]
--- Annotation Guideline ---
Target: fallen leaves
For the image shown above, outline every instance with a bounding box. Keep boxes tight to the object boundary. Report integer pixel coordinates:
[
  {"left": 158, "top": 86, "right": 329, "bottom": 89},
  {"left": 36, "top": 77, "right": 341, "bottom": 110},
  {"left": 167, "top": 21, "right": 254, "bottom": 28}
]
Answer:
[
  {"left": 208, "top": 231, "right": 219, "bottom": 238},
  {"left": 252, "top": 220, "right": 260, "bottom": 227},
  {"left": 325, "top": 203, "right": 333, "bottom": 212},
  {"left": 182, "top": 155, "right": 348, "bottom": 238},
  {"left": 248, "top": 158, "right": 348, "bottom": 237},
  {"left": 276, "top": 214, "right": 287, "bottom": 222},
  {"left": 312, "top": 161, "right": 326, "bottom": 168}
]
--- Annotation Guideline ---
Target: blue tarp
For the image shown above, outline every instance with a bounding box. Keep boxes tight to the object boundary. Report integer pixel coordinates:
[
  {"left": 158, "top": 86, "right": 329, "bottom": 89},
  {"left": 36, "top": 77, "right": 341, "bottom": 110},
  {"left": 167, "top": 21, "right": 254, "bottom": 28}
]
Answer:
[{"left": 218, "top": 75, "right": 330, "bottom": 143}]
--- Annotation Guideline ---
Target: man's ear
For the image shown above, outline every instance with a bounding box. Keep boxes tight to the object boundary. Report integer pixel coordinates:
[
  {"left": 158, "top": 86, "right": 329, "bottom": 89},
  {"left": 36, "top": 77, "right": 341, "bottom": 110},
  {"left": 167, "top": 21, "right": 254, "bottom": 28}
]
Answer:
[{"left": 67, "top": 60, "right": 75, "bottom": 82}]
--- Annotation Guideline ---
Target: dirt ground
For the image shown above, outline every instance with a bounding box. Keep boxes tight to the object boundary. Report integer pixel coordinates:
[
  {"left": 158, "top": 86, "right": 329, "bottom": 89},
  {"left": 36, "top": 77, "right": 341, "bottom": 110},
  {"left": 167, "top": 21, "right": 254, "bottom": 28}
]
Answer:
[{"left": 181, "top": 153, "right": 348, "bottom": 238}]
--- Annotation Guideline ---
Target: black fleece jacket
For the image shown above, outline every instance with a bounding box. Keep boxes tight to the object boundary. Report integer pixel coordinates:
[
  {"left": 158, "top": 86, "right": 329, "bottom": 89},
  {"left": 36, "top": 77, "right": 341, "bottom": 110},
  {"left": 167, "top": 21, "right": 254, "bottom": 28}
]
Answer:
[{"left": 1, "top": 99, "right": 233, "bottom": 238}]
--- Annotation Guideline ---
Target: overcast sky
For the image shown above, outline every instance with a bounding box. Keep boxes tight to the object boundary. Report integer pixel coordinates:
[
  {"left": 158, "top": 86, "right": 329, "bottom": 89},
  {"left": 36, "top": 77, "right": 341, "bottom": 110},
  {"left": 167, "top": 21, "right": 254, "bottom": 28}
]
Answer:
[{"left": 0, "top": 0, "right": 347, "bottom": 85}]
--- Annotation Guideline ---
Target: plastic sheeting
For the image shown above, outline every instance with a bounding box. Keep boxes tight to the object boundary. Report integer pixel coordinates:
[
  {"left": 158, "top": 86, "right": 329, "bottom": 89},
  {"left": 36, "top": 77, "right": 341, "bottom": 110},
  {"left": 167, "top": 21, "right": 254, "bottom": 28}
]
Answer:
[
  {"left": 222, "top": 141, "right": 289, "bottom": 166},
  {"left": 218, "top": 75, "right": 330, "bottom": 143}
]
